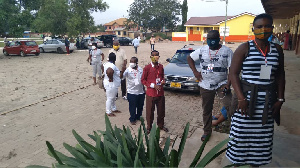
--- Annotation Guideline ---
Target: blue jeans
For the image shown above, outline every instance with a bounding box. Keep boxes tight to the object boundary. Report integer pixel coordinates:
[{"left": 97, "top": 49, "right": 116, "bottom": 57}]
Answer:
[{"left": 127, "top": 93, "right": 145, "bottom": 122}]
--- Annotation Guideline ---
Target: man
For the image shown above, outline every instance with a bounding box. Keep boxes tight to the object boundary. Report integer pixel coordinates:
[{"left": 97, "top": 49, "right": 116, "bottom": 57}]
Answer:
[
  {"left": 88, "top": 44, "right": 104, "bottom": 85},
  {"left": 65, "top": 37, "right": 70, "bottom": 55},
  {"left": 103, "top": 52, "right": 122, "bottom": 117},
  {"left": 141, "top": 50, "right": 168, "bottom": 134},
  {"left": 108, "top": 40, "right": 127, "bottom": 100},
  {"left": 187, "top": 30, "right": 233, "bottom": 141},
  {"left": 150, "top": 35, "right": 155, "bottom": 51},
  {"left": 132, "top": 36, "right": 140, "bottom": 54},
  {"left": 120, "top": 57, "right": 145, "bottom": 125}
]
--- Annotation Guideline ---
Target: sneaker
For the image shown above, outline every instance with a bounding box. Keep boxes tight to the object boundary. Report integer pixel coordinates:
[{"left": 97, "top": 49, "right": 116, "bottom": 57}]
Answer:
[{"left": 122, "top": 96, "right": 127, "bottom": 100}]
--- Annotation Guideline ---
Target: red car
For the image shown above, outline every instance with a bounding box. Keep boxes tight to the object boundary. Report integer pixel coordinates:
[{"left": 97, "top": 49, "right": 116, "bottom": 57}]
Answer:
[{"left": 3, "top": 41, "right": 40, "bottom": 56}]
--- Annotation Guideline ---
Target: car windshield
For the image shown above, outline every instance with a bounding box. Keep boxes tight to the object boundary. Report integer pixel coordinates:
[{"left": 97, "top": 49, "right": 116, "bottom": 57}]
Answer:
[
  {"left": 170, "top": 50, "right": 200, "bottom": 64},
  {"left": 25, "top": 41, "right": 37, "bottom": 46}
]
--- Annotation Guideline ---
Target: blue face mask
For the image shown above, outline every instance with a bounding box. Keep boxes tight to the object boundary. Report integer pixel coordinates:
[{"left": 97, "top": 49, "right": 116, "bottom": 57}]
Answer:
[{"left": 207, "top": 38, "right": 220, "bottom": 47}]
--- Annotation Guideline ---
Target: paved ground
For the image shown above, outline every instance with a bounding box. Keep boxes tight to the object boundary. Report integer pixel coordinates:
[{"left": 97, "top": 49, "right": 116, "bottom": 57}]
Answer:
[{"left": 0, "top": 42, "right": 299, "bottom": 167}]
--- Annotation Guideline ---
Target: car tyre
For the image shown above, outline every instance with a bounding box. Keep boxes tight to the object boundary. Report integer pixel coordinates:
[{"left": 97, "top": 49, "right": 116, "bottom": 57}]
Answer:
[
  {"left": 20, "top": 51, "right": 26, "bottom": 57},
  {"left": 3, "top": 50, "right": 9, "bottom": 56},
  {"left": 39, "top": 47, "right": 45, "bottom": 53},
  {"left": 57, "top": 47, "right": 64, "bottom": 54},
  {"left": 35, "top": 52, "right": 40, "bottom": 56}
]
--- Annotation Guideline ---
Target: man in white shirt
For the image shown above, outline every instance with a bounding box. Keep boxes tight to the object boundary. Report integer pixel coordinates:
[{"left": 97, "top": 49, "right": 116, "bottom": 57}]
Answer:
[
  {"left": 103, "top": 53, "right": 121, "bottom": 117},
  {"left": 108, "top": 40, "right": 127, "bottom": 99},
  {"left": 88, "top": 44, "right": 104, "bottom": 85},
  {"left": 132, "top": 36, "right": 140, "bottom": 54},
  {"left": 187, "top": 30, "right": 233, "bottom": 141},
  {"left": 120, "top": 57, "right": 145, "bottom": 125}
]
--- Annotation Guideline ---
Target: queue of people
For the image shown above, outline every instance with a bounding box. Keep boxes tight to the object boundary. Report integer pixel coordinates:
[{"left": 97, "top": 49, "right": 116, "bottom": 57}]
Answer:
[{"left": 86, "top": 13, "right": 285, "bottom": 167}]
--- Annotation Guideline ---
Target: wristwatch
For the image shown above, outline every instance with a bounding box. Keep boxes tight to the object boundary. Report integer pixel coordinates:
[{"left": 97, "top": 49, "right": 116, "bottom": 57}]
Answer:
[{"left": 278, "top": 98, "right": 285, "bottom": 102}]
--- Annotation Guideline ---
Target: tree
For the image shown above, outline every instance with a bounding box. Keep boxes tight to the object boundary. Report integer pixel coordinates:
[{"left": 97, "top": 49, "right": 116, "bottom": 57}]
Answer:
[
  {"left": 179, "top": 0, "right": 188, "bottom": 32},
  {"left": 128, "top": 0, "right": 181, "bottom": 32},
  {"left": 96, "top": 24, "right": 105, "bottom": 32}
]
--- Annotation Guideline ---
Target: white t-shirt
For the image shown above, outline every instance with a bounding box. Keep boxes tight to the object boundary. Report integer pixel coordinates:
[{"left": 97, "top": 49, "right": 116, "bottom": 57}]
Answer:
[
  {"left": 103, "top": 62, "right": 121, "bottom": 89},
  {"left": 122, "top": 66, "right": 144, "bottom": 95},
  {"left": 190, "top": 45, "right": 233, "bottom": 90},
  {"left": 90, "top": 49, "right": 102, "bottom": 64},
  {"left": 132, "top": 38, "right": 140, "bottom": 47}
]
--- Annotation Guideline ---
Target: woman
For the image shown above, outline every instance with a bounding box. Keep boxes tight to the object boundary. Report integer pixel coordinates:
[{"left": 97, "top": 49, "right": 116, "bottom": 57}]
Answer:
[
  {"left": 283, "top": 30, "right": 290, "bottom": 50},
  {"left": 89, "top": 44, "right": 104, "bottom": 85},
  {"left": 226, "top": 13, "right": 285, "bottom": 166}
]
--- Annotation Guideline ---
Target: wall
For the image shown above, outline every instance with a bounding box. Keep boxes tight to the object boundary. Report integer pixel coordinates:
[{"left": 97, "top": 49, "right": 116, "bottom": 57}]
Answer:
[
  {"left": 172, "top": 32, "right": 186, "bottom": 41},
  {"left": 219, "top": 14, "right": 255, "bottom": 42}
]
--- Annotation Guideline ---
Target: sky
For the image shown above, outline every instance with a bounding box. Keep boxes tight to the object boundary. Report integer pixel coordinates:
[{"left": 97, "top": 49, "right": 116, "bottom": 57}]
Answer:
[{"left": 92, "top": 0, "right": 265, "bottom": 25}]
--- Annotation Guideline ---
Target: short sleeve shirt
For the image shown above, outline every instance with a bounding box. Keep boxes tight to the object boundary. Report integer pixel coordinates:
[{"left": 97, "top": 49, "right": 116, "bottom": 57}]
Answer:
[
  {"left": 103, "top": 62, "right": 121, "bottom": 88},
  {"left": 190, "top": 45, "right": 233, "bottom": 90},
  {"left": 123, "top": 66, "right": 144, "bottom": 95},
  {"left": 108, "top": 48, "right": 127, "bottom": 71},
  {"left": 90, "top": 49, "right": 102, "bottom": 64}
]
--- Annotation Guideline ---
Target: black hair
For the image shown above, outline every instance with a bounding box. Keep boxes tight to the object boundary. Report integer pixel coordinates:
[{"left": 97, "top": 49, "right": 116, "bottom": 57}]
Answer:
[
  {"left": 131, "top": 56, "right": 138, "bottom": 63},
  {"left": 253, "top": 13, "right": 273, "bottom": 25},
  {"left": 151, "top": 50, "right": 159, "bottom": 56},
  {"left": 108, "top": 52, "right": 116, "bottom": 62},
  {"left": 208, "top": 30, "right": 220, "bottom": 37}
]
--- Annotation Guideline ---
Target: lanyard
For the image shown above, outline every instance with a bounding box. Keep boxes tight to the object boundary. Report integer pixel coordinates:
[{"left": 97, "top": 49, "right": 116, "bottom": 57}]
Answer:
[
  {"left": 132, "top": 69, "right": 138, "bottom": 78},
  {"left": 209, "top": 48, "right": 220, "bottom": 61},
  {"left": 254, "top": 40, "right": 268, "bottom": 65}
]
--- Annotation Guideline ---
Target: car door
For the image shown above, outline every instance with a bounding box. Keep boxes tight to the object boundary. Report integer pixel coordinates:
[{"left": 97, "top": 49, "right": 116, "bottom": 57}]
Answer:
[
  {"left": 13, "top": 41, "right": 22, "bottom": 54},
  {"left": 43, "top": 40, "right": 52, "bottom": 52},
  {"left": 5, "top": 42, "right": 14, "bottom": 54}
]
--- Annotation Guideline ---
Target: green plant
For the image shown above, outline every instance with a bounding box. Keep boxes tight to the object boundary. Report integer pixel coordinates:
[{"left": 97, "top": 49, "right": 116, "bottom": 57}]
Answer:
[{"left": 27, "top": 115, "right": 234, "bottom": 168}]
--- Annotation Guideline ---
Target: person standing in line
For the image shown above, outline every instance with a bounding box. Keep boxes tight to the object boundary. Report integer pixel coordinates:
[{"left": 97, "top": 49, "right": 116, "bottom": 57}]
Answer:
[
  {"left": 150, "top": 35, "right": 155, "bottom": 51},
  {"left": 225, "top": 13, "right": 285, "bottom": 166},
  {"left": 187, "top": 30, "right": 233, "bottom": 141},
  {"left": 103, "top": 52, "right": 122, "bottom": 117},
  {"left": 283, "top": 30, "right": 290, "bottom": 50},
  {"left": 65, "top": 37, "right": 70, "bottom": 55},
  {"left": 109, "top": 40, "right": 127, "bottom": 100},
  {"left": 132, "top": 36, "right": 140, "bottom": 54},
  {"left": 141, "top": 50, "right": 168, "bottom": 134},
  {"left": 88, "top": 44, "right": 104, "bottom": 85},
  {"left": 120, "top": 57, "right": 145, "bottom": 125}
]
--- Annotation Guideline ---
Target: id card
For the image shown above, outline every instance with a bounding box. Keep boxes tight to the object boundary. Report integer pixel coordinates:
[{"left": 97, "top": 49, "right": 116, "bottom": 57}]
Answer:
[
  {"left": 156, "top": 78, "right": 161, "bottom": 85},
  {"left": 207, "top": 64, "right": 214, "bottom": 72},
  {"left": 259, "top": 65, "right": 272, "bottom": 79}
]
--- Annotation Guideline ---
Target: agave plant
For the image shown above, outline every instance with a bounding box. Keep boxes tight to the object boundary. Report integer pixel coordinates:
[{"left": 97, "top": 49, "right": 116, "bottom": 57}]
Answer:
[{"left": 28, "top": 115, "right": 234, "bottom": 168}]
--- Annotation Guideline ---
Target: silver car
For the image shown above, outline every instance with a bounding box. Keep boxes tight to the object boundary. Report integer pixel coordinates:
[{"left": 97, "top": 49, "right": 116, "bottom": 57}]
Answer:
[
  {"left": 82, "top": 37, "right": 104, "bottom": 49},
  {"left": 164, "top": 44, "right": 202, "bottom": 92},
  {"left": 38, "top": 39, "right": 77, "bottom": 54}
]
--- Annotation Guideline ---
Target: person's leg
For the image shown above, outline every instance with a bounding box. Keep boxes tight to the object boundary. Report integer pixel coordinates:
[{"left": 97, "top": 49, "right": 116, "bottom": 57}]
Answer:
[
  {"left": 110, "top": 87, "right": 118, "bottom": 112},
  {"left": 127, "top": 93, "right": 137, "bottom": 123},
  {"left": 66, "top": 46, "right": 70, "bottom": 54},
  {"left": 92, "top": 64, "right": 97, "bottom": 85},
  {"left": 217, "top": 85, "right": 232, "bottom": 120},
  {"left": 121, "top": 79, "right": 126, "bottom": 98},
  {"left": 105, "top": 87, "right": 115, "bottom": 116},
  {"left": 136, "top": 93, "right": 145, "bottom": 120},
  {"left": 146, "top": 95, "right": 155, "bottom": 131},
  {"left": 212, "top": 114, "right": 226, "bottom": 126},
  {"left": 200, "top": 87, "right": 216, "bottom": 135},
  {"left": 134, "top": 47, "right": 137, "bottom": 54},
  {"left": 156, "top": 96, "right": 166, "bottom": 130}
]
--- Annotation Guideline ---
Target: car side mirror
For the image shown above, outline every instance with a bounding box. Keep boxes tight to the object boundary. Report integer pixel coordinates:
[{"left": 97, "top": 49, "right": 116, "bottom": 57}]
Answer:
[{"left": 166, "top": 58, "right": 170, "bottom": 62}]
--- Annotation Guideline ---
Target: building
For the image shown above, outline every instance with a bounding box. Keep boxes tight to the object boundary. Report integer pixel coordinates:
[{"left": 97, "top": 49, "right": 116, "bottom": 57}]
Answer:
[
  {"left": 261, "top": 0, "right": 300, "bottom": 56},
  {"left": 104, "top": 18, "right": 139, "bottom": 38},
  {"left": 172, "top": 12, "right": 256, "bottom": 42}
]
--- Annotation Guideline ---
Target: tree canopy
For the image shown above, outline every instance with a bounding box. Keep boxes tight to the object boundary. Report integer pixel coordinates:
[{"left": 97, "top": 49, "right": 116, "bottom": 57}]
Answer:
[{"left": 127, "top": 0, "right": 181, "bottom": 32}]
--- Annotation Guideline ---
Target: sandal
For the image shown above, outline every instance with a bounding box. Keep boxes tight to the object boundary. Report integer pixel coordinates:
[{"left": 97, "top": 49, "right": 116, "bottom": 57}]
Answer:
[
  {"left": 107, "top": 113, "right": 116, "bottom": 117},
  {"left": 112, "top": 110, "right": 121, "bottom": 113},
  {"left": 160, "top": 126, "right": 169, "bottom": 132},
  {"left": 201, "top": 134, "right": 211, "bottom": 142}
]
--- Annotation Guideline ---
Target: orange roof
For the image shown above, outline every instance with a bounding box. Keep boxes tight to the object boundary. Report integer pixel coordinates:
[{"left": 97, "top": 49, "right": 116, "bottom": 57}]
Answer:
[{"left": 104, "top": 18, "right": 128, "bottom": 26}]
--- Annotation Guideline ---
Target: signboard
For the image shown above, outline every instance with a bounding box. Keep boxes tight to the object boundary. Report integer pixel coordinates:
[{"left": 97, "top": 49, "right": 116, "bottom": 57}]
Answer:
[{"left": 220, "top": 26, "right": 230, "bottom": 36}]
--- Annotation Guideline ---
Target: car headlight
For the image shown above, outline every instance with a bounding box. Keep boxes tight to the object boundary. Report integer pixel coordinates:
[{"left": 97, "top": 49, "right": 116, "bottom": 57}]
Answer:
[
  {"left": 186, "top": 77, "right": 199, "bottom": 82},
  {"left": 164, "top": 75, "right": 168, "bottom": 80}
]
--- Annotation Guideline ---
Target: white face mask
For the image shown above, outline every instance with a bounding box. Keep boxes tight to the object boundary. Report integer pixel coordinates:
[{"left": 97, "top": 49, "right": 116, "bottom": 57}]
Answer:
[
  {"left": 92, "top": 46, "right": 96, "bottom": 50},
  {"left": 129, "top": 63, "right": 136, "bottom": 68}
]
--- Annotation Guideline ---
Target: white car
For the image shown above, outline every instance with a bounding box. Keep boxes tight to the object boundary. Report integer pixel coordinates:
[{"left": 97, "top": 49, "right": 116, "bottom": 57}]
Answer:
[{"left": 39, "top": 39, "right": 77, "bottom": 54}]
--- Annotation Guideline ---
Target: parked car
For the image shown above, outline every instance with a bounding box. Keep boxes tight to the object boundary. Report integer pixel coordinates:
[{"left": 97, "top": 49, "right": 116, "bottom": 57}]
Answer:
[
  {"left": 97, "top": 35, "right": 118, "bottom": 48},
  {"left": 3, "top": 41, "right": 40, "bottom": 56},
  {"left": 118, "top": 37, "right": 133, "bottom": 46},
  {"left": 80, "top": 37, "right": 104, "bottom": 49},
  {"left": 39, "top": 39, "right": 76, "bottom": 54},
  {"left": 164, "top": 44, "right": 202, "bottom": 92}
]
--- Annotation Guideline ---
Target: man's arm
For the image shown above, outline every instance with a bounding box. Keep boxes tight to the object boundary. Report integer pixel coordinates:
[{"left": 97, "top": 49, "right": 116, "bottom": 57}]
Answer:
[
  {"left": 106, "top": 67, "right": 114, "bottom": 82},
  {"left": 141, "top": 66, "right": 151, "bottom": 87},
  {"left": 187, "top": 54, "right": 202, "bottom": 82},
  {"left": 101, "top": 53, "right": 104, "bottom": 61}
]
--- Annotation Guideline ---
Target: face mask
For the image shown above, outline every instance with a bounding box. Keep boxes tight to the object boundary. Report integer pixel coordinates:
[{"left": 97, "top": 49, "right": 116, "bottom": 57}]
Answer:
[
  {"left": 207, "top": 38, "right": 220, "bottom": 48},
  {"left": 150, "top": 56, "right": 157, "bottom": 63},
  {"left": 253, "top": 28, "right": 273, "bottom": 40},
  {"left": 92, "top": 46, "right": 96, "bottom": 50},
  {"left": 113, "top": 45, "right": 120, "bottom": 50},
  {"left": 129, "top": 63, "right": 136, "bottom": 68}
]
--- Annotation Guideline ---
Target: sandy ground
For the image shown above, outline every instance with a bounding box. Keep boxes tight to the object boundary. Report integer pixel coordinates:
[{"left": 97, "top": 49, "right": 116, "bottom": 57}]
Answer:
[{"left": 0, "top": 41, "right": 299, "bottom": 167}]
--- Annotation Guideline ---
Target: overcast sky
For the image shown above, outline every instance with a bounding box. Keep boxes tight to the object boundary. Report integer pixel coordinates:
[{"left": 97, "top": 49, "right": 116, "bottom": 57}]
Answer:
[{"left": 91, "top": 0, "right": 265, "bottom": 25}]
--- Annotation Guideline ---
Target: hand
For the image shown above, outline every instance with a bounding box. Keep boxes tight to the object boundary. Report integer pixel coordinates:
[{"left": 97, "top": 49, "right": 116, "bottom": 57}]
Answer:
[
  {"left": 109, "top": 79, "right": 113, "bottom": 82},
  {"left": 121, "top": 66, "right": 126, "bottom": 72},
  {"left": 86, "top": 58, "right": 90, "bottom": 62},
  {"left": 193, "top": 71, "right": 203, "bottom": 82},
  {"left": 238, "top": 99, "right": 248, "bottom": 116},
  {"left": 271, "top": 101, "right": 283, "bottom": 117},
  {"left": 161, "top": 80, "right": 165, "bottom": 85},
  {"left": 154, "top": 85, "right": 161, "bottom": 91}
]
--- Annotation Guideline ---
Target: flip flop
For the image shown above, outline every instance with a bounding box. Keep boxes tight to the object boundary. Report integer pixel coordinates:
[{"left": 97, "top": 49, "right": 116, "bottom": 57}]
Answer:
[
  {"left": 201, "top": 134, "right": 211, "bottom": 142},
  {"left": 107, "top": 113, "right": 116, "bottom": 117},
  {"left": 212, "top": 116, "right": 218, "bottom": 120},
  {"left": 112, "top": 110, "right": 121, "bottom": 113}
]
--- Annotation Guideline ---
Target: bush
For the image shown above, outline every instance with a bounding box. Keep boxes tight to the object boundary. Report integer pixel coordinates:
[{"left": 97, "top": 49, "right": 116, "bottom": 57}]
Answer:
[{"left": 27, "top": 115, "right": 235, "bottom": 168}]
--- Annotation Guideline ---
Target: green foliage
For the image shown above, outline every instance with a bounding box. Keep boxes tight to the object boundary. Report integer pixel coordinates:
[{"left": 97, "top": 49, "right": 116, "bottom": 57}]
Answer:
[
  {"left": 128, "top": 0, "right": 181, "bottom": 32},
  {"left": 27, "top": 115, "right": 235, "bottom": 168},
  {"left": 179, "top": 0, "right": 188, "bottom": 32}
]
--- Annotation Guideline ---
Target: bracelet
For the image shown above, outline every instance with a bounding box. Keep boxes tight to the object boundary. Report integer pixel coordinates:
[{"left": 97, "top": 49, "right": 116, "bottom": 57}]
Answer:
[{"left": 238, "top": 98, "right": 247, "bottom": 102}]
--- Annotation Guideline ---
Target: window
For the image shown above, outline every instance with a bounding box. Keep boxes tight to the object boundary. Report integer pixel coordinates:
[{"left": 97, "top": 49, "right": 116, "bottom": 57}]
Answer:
[
  {"left": 25, "top": 41, "right": 37, "bottom": 46},
  {"left": 118, "top": 31, "right": 121, "bottom": 35},
  {"left": 204, "top": 27, "right": 213, "bottom": 33},
  {"left": 109, "top": 26, "right": 111, "bottom": 29},
  {"left": 197, "top": 27, "right": 200, "bottom": 31},
  {"left": 123, "top": 31, "right": 126, "bottom": 35},
  {"left": 46, "top": 40, "right": 52, "bottom": 44},
  {"left": 190, "top": 27, "right": 193, "bottom": 30}
]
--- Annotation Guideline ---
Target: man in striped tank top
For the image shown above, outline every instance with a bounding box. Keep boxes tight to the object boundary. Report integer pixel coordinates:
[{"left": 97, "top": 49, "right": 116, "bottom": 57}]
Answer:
[
  {"left": 187, "top": 30, "right": 233, "bottom": 142},
  {"left": 225, "top": 13, "right": 285, "bottom": 166}
]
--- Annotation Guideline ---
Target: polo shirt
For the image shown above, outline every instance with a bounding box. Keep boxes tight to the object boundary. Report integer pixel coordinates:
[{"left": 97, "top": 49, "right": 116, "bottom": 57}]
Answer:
[{"left": 108, "top": 48, "right": 127, "bottom": 71}]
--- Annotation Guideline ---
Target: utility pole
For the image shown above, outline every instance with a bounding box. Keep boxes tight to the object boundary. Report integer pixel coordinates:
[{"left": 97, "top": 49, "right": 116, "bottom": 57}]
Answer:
[{"left": 223, "top": 0, "right": 228, "bottom": 45}]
